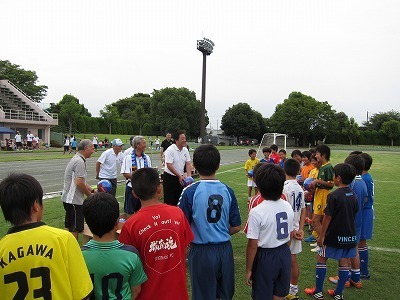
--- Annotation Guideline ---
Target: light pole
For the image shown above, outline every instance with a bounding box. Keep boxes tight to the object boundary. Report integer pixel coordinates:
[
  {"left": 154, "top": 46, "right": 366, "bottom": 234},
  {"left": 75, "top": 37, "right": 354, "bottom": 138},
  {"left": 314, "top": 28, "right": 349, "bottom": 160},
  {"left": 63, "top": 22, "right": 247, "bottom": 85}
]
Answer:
[{"left": 197, "top": 37, "right": 214, "bottom": 144}]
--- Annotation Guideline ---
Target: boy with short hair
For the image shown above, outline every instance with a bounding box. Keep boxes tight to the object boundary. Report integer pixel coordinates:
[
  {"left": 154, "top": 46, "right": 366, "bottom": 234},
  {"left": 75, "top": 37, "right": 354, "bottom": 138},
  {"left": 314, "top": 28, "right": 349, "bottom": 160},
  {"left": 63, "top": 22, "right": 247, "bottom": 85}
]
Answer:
[
  {"left": 246, "top": 164, "right": 294, "bottom": 299},
  {"left": 0, "top": 173, "right": 93, "bottom": 299},
  {"left": 260, "top": 147, "right": 272, "bottom": 163},
  {"left": 359, "top": 152, "right": 374, "bottom": 279},
  {"left": 270, "top": 144, "right": 280, "bottom": 164},
  {"left": 310, "top": 145, "right": 334, "bottom": 253},
  {"left": 82, "top": 193, "right": 147, "bottom": 299},
  {"left": 178, "top": 145, "right": 242, "bottom": 300},
  {"left": 304, "top": 163, "right": 359, "bottom": 300},
  {"left": 291, "top": 149, "right": 303, "bottom": 167},
  {"left": 119, "top": 168, "right": 194, "bottom": 300},
  {"left": 283, "top": 159, "right": 306, "bottom": 300},
  {"left": 244, "top": 149, "right": 260, "bottom": 199},
  {"left": 301, "top": 150, "right": 314, "bottom": 180},
  {"left": 279, "top": 149, "right": 287, "bottom": 168}
]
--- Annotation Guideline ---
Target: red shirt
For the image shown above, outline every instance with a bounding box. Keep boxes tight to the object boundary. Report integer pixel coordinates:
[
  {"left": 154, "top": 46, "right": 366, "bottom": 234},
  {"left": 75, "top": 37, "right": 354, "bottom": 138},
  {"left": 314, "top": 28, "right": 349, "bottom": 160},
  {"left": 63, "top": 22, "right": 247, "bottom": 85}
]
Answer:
[
  {"left": 270, "top": 152, "right": 280, "bottom": 164},
  {"left": 119, "top": 203, "right": 194, "bottom": 300},
  {"left": 243, "top": 193, "right": 265, "bottom": 233}
]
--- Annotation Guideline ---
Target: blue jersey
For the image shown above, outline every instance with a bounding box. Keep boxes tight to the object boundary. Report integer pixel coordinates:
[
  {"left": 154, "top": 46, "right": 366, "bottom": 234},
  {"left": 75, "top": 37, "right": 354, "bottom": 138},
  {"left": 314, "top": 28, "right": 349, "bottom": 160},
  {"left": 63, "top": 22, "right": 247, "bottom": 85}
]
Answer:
[
  {"left": 362, "top": 173, "right": 374, "bottom": 209},
  {"left": 350, "top": 175, "right": 368, "bottom": 231},
  {"left": 178, "top": 180, "right": 241, "bottom": 244}
]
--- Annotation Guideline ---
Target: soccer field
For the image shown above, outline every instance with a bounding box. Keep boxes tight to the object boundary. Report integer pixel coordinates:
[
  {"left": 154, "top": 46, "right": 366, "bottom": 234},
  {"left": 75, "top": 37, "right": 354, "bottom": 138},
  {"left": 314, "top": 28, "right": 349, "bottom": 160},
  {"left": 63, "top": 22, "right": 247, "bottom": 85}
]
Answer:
[{"left": 0, "top": 149, "right": 399, "bottom": 299}]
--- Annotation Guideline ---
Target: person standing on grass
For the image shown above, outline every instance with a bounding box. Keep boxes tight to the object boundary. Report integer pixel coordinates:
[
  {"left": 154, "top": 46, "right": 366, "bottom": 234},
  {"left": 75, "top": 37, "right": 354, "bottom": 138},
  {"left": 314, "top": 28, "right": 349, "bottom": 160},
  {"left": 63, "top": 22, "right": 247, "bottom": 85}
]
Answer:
[
  {"left": 244, "top": 149, "right": 260, "bottom": 201},
  {"left": 245, "top": 163, "right": 294, "bottom": 300},
  {"left": 26, "top": 130, "right": 34, "bottom": 151},
  {"left": 160, "top": 132, "right": 174, "bottom": 165},
  {"left": 15, "top": 131, "right": 22, "bottom": 150},
  {"left": 92, "top": 133, "right": 99, "bottom": 152},
  {"left": 304, "top": 163, "right": 358, "bottom": 300},
  {"left": 119, "top": 168, "right": 194, "bottom": 300},
  {"left": 178, "top": 145, "right": 242, "bottom": 300},
  {"left": 163, "top": 130, "right": 191, "bottom": 206},
  {"left": 96, "top": 138, "right": 124, "bottom": 197},
  {"left": 0, "top": 173, "right": 93, "bottom": 299},
  {"left": 62, "top": 139, "right": 96, "bottom": 240}
]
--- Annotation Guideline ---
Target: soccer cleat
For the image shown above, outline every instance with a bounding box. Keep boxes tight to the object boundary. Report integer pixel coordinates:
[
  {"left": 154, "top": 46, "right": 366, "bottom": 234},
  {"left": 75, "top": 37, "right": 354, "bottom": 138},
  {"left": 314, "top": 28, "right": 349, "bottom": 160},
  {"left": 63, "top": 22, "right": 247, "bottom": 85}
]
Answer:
[
  {"left": 360, "top": 273, "right": 370, "bottom": 280},
  {"left": 349, "top": 279, "right": 362, "bottom": 289},
  {"left": 328, "top": 276, "right": 350, "bottom": 287},
  {"left": 311, "top": 246, "right": 320, "bottom": 252},
  {"left": 327, "top": 289, "right": 344, "bottom": 299},
  {"left": 304, "top": 287, "right": 324, "bottom": 299},
  {"left": 310, "top": 242, "right": 318, "bottom": 247},
  {"left": 285, "top": 293, "right": 299, "bottom": 300},
  {"left": 305, "top": 235, "right": 317, "bottom": 243}
]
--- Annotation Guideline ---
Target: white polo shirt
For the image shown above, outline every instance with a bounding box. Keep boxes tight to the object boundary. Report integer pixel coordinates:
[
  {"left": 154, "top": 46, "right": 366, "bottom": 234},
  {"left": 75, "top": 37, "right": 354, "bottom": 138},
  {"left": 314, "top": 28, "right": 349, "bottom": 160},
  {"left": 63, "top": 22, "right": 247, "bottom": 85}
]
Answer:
[
  {"left": 121, "top": 152, "right": 152, "bottom": 187},
  {"left": 97, "top": 148, "right": 124, "bottom": 179},
  {"left": 163, "top": 144, "right": 191, "bottom": 176}
]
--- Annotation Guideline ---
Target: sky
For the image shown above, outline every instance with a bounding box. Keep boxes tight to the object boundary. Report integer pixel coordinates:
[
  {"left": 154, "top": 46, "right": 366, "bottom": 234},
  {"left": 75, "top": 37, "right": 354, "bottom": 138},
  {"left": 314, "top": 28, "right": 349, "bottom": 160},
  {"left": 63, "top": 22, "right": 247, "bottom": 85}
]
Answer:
[{"left": 2, "top": 0, "right": 399, "bottom": 130}]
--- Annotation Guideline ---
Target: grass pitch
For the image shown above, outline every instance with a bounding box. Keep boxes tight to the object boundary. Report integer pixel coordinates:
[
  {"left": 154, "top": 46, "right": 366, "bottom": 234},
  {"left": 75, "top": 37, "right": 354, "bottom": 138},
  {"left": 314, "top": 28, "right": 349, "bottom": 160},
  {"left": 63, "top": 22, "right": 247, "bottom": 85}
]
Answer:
[{"left": 1, "top": 149, "right": 399, "bottom": 299}]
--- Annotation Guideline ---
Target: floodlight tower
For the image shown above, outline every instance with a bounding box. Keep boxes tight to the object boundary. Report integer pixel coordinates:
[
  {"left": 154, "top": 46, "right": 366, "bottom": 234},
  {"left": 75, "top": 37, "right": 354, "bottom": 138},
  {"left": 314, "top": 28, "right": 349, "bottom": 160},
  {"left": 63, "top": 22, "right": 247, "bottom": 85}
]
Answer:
[{"left": 197, "top": 37, "right": 214, "bottom": 143}]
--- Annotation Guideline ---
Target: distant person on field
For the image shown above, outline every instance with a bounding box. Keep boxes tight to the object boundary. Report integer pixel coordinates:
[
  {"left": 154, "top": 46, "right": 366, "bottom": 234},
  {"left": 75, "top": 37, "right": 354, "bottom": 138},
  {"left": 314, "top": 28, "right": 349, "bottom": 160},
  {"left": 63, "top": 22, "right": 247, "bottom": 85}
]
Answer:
[
  {"left": 121, "top": 136, "right": 151, "bottom": 216},
  {"left": 246, "top": 163, "right": 294, "bottom": 299},
  {"left": 92, "top": 133, "right": 99, "bottom": 152},
  {"left": 244, "top": 149, "right": 260, "bottom": 200},
  {"left": 178, "top": 145, "right": 242, "bottom": 300},
  {"left": 26, "top": 130, "right": 34, "bottom": 151},
  {"left": 96, "top": 138, "right": 124, "bottom": 196},
  {"left": 359, "top": 152, "right": 374, "bottom": 279},
  {"left": 160, "top": 132, "right": 174, "bottom": 165},
  {"left": 304, "top": 163, "right": 358, "bottom": 300},
  {"left": 63, "top": 135, "right": 70, "bottom": 154},
  {"left": 82, "top": 192, "right": 147, "bottom": 299},
  {"left": 282, "top": 159, "right": 306, "bottom": 300},
  {"left": 15, "top": 131, "right": 22, "bottom": 151},
  {"left": 62, "top": 139, "right": 96, "bottom": 239},
  {"left": 119, "top": 168, "right": 194, "bottom": 300},
  {"left": 70, "top": 135, "right": 77, "bottom": 153},
  {"left": 154, "top": 136, "right": 160, "bottom": 150},
  {"left": 0, "top": 173, "right": 93, "bottom": 299},
  {"left": 260, "top": 147, "right": 272, "bottom": 163}
]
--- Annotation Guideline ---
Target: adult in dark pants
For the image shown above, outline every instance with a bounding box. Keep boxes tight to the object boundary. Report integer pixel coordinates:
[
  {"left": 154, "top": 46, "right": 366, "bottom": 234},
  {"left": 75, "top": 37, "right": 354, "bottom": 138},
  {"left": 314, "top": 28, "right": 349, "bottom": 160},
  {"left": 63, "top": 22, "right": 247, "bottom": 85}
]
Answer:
[
  {"left": 160, "top": 132, "right": 174, "bottom": 165},
  {"left": 163, "top": 130, "right": 192, "bottom": 206}
]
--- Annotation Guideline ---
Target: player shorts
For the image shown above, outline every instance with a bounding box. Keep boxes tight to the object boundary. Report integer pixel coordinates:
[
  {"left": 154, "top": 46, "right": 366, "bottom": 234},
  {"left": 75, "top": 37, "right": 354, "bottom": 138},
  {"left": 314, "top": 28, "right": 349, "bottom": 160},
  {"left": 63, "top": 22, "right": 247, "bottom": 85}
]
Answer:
[
  {"left": 318, "top": 245, "right": 357, "bottom": 260},
  {"left": 16, "top": 142, "right": 22, "bottom": 148},
  {"left": 252, "top": 244, "right": 291, "bottom": 299},
  {"left": 64, "top": 145, "right": 69, "bottom": 152},
  {"left": 124, "top": 185, "right": 141, "bottom": 214},
  {"left": 27, "top": 141, "right": 32, "bottom": 147},
  {"left": 361, "top": 208, "right": 374, "bottom": 240},
  {"left": 313, "top": 188, "right": 329, "bottom": 215},
  {"left": 247, "top": 179, "right": 257, "bottom": 188},
  {"left": 189, "top": 241, "right": 234, "bottom": 300},
  {"left": 63, "top": 202, "right": 84, "bottom": 232},
  {"left": 289, "top": 238, "right": 302, "bottom": 255}
]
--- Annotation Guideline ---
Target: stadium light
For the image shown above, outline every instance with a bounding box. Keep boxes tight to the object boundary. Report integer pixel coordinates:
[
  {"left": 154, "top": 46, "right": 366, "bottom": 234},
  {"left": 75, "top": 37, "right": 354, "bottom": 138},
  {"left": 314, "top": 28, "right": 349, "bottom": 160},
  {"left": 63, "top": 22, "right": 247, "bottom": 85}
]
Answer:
[{"left": 197, "top": 37, "right": 214, "bottom": 143}]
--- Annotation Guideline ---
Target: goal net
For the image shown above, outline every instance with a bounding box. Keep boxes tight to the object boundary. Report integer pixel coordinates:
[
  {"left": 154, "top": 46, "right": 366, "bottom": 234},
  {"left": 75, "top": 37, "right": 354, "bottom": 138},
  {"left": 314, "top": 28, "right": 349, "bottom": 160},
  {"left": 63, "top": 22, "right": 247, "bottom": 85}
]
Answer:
[{"left": 257, "top": 133, "right": 287, "bottom": 156}]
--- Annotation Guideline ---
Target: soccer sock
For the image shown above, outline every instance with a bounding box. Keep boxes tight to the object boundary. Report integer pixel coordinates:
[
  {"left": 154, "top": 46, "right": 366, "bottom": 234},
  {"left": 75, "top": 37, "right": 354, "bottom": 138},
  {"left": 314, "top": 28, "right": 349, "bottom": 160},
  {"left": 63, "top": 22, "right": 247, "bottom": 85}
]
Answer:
[
  {"left": 350, "top": 268, "right": 361, "bottom": 283},
  {"left": 315, "top": 263, "right": 326, "bottom": 293},
  {"left": 289, "top": 284, "right": 298, "bottom": 295},
  {"left": 312, "top": 230, "right": 318, "bottom": 238},
  {"left": 336, "top": 266, "right": 350, "bottom": 295},
  {"left": 359, "top": 246, "right": 369, "bottom": 275}
]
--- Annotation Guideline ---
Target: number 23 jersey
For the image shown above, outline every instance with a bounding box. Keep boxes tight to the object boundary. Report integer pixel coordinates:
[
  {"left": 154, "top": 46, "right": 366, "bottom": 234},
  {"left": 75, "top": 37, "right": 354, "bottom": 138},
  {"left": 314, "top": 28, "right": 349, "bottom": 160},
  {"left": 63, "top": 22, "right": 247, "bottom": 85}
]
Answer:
[{"left": 178, "top": 180, "right": 242, "bottom": 244}]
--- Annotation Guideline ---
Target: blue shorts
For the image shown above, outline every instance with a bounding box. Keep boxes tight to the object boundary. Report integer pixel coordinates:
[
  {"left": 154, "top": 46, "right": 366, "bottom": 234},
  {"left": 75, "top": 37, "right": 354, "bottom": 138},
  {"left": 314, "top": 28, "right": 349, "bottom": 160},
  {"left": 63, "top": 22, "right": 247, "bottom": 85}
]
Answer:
[
  {"left": 318, "top": 245, "right": 357, "bottom": 260},
  {"left": 361, "top": 208, "right": 374, "bottom": 240},
  {"left": 252, "top": 244, "right": 291, "bottom": 299},
  {"left": 124, "top": 185, "right": 141, "bottom": 214},
  {"left": 189, "top": 241, "right": 234, "bottom": 300}
]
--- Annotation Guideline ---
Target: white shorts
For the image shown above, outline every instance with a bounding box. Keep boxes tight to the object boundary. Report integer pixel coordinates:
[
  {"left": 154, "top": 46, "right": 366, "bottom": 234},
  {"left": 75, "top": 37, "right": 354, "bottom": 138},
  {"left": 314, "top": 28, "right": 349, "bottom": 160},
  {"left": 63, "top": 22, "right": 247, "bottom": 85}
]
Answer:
[
  {"left": 247, "top": 179, "right": 257, "bottom": 187},
  {"left": 289, "top": 238, "right": 302, "bottom": 255}
]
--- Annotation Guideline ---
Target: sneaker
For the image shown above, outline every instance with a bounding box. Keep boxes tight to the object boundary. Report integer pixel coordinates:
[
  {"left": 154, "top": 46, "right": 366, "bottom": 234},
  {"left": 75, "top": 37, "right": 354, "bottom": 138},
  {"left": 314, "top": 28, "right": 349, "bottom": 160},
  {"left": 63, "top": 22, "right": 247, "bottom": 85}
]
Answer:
[
  {"left": 305, "top": 235, "right": 317, "bottom": 243},
  {"left": 311, "top": 246, "right": 320, "bottom": 252},
  {"left": 349, "top": 279, "right": 362, "bottom": 289},
  {"left": 327, "top": 289, "right": 344, "bottom": 299},
  {"left": 285, "top": 293, "right": 299, "bottom": 300},
  {"left": 310, "top": 242, "right": 318, "bottom": 247},
  {"left": 329, "top": 276, "right": 350, "bottom": 287},
  {"left": 360, "top": 273, "right": 370, "bottom": 280},
  {"left": 304, "top": 287, "right": 324, "bottom": 299}
]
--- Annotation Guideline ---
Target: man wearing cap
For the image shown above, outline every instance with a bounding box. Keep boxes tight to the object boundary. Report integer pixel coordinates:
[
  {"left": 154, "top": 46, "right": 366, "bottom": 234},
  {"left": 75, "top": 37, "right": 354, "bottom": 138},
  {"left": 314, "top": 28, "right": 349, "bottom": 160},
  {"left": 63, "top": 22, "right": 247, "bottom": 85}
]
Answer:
[
  {"left": 95, "top": 138, "right": 124, "bottom": 196},
  {"left": 121, "top": 136, "right": 152, "bottom": 216}
]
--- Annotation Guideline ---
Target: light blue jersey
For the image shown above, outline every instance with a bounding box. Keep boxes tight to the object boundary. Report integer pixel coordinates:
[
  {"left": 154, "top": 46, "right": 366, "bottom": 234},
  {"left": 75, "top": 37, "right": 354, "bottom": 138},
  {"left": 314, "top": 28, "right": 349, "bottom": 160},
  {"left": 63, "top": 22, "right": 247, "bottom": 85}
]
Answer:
[{"left": 178, "top": 180, "right": 241, "bottom": 244}]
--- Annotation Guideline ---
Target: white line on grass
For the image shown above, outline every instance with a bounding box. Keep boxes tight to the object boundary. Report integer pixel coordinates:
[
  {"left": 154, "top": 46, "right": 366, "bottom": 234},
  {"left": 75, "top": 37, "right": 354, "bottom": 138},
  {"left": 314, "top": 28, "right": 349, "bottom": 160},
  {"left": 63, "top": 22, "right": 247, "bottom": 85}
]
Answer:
[{"left": 369, "top": 246, "right": 400, "bottom": 254}]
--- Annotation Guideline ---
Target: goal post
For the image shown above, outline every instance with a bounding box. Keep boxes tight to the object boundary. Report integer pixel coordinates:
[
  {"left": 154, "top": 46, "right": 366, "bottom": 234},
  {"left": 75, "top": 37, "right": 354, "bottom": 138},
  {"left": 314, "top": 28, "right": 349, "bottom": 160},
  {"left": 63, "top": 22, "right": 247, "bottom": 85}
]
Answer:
[{"left": 257, "top": 133, "right": 287, "bottom": 157}]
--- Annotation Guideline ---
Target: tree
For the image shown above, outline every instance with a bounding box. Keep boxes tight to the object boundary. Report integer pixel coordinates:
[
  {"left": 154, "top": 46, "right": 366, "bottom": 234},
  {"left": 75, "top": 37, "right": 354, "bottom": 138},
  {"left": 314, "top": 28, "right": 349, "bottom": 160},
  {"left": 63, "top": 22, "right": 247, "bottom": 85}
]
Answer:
[
  {"left": 151, "top": 87, "right": 205, "bottom": 137},
  {"left": 269, "top": 92, "right": 336, "bottom": 146},
  {"left": 49, "top": 95, "right": 92, "bottom": 117},
  {"left": 133, "top": 105, "right": 149, "bottom": 135},
  {"left": 381, "top": 120, "right": 400, "bottom": 146},
  {"left": 342, "top": 117, "right": 360, "bottom": 146},
  {"left": 113, "top": 93, "right": 152, "bottom": 119},
  {"left": 220, "top": 103, "right": 262, "bottom": 138},
  {"left": 363, "top": 110, "right": 400, "bottom": 131},
  {"left": 100, "top": 104, "right": 120, "bottom": 134},
  {"left": 58, "top": 95, "right": 85, "bottom": 134},
  {"left": 0, "top": 59, "right": 48, "bottom": 102}
]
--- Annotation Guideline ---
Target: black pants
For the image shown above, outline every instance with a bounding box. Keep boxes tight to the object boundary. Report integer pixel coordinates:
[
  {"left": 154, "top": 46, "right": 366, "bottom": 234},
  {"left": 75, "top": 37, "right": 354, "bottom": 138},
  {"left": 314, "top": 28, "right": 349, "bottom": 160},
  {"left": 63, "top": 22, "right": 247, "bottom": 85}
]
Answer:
[{"left": 163, "top": 172, "right": 183, "bottom": 206}]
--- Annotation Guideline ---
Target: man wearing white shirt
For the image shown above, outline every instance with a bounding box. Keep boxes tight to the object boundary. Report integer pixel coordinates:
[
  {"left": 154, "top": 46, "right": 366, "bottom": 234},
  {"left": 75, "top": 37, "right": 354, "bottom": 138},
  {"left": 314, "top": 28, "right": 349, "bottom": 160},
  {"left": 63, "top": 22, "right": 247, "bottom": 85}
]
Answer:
[
  {"left": 163, "top": 130, "right": 192, "bottom": 206},
  {"left": 26, "top": 131, "right": 34, "bottom": 151},
  {"left": 15, "top": 131, "right": 22, "bottom": 150},
  {"left": 96, "top": 138, "right": 124, "bottom": 196},
  {"left": 121, "top": 136, "right": 151, "bottom": 215}
]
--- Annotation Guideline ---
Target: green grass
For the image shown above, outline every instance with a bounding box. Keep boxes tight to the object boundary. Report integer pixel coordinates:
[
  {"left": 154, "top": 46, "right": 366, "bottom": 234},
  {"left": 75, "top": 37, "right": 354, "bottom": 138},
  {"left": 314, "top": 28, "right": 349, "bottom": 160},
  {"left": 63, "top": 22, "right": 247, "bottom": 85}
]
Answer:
[{"left": 1, "top": 150, "right": 399, "bottom": 299}]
